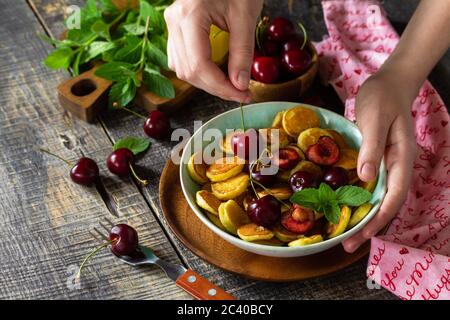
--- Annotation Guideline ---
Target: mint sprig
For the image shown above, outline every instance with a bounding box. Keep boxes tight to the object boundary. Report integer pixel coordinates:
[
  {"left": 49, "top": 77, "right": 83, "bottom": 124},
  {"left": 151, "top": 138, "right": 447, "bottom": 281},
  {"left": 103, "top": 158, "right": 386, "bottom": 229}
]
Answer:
[
  {"left": 113, "top": 136, "right": 150, "bottom": 155},
  {"left": 42, "top": 0, "right": 174, "bottom": 107},
  {"left": 290, "top": 183, "right": 372, "bottom": 224}
]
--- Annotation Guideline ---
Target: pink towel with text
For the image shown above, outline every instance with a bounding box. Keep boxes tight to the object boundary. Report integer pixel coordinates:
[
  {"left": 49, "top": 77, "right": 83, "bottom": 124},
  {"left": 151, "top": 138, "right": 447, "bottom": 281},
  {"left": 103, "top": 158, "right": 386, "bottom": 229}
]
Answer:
[{"left": 314, "top": 0, "right": 450, "bottom": 299}]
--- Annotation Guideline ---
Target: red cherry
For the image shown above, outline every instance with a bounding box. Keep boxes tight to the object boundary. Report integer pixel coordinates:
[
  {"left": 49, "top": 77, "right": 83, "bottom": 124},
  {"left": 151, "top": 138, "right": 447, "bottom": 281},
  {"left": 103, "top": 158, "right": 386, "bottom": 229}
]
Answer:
[
  {"left": 323, "top": 167, "right": 349, "bottom": 190},
  {"left": 281, "top": 205, "right": 315, "bottom": 234},
  {"left": 251, "top": 56, "right": 280, "bottom": 83},
  {"left": 281, "top": 49, "right": 312, "bottom": 75},
  {"left": 106, "top": 148, "right": 134, "bottom": 176},
  {"left": 268, "top": 17, "right": 295, "bottom": 42},
  {"left": 289, "top": 170, "right": 320, "bottom": 192},
  {"left": 261, "top": 38, "right": 280, "bottom": 56},
  {"left": 273, "top": 148, "right": 301, "bottom": 170},
  {"left": 306, "top": 136, "right": 340, "bottom": 166},
  {"left": 109, "top": 224, "right": 139, "bottom": 256},
  {"left": 247, "top": 195, "right": 281, "bottom": 228},
  {"left": 144, "top": 110, "right": 171, "bottom": 140},
  {"left": 70, "top": 157, "right": 99, "bottom": 186},
  {"left": 250, "top": 165, "right": 276, "bottom": 187},
  {"left": 282, "top": 34, "right": 305, "bottom": 52}
]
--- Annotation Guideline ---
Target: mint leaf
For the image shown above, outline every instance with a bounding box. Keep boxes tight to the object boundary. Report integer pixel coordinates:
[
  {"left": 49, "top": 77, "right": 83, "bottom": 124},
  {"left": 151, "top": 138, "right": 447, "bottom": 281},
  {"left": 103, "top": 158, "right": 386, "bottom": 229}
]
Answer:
[
  {"left": 143, "top": 67, "right": 175, "bottom": 98},
  {"left": 83, "top": 41, "right": 116, "bottom": 62},
  {"left": 44, "top": 47, "right": 74, "bottom": 69},
  {"left": 114, "top": 38, "right": 143, "bottom": 64},
  {"left": 108, "top": 80, "right": 136, "bottom": 108},
  {"left": 336, "top": 185, "right": 372, "bottom": 206},
  {"left": 113, "top": 136, "right": 151, "bottom": 155},
  {"left": 147, "top": 42, "right": 168, "bottom": 69},
  {"left": 139, "top": 1, "right": 166, "bottom": 34},
  {"left": 123, "top": 24, "right": 146, "bottom": 35},
  {"left": 318, "top": 183, "right": 335, "bottom": 203},
  {"left": 323, "top": 201, "right": 341, "bottom": 225},
  {"left": 91, "top": 20, "right": 110, "bottom": 40},
  {"left": 289, "top": 188, "right": 320, "bottom": 211},
  {"left": 95, "top": 61, "right": 135, "bottom": 82}
]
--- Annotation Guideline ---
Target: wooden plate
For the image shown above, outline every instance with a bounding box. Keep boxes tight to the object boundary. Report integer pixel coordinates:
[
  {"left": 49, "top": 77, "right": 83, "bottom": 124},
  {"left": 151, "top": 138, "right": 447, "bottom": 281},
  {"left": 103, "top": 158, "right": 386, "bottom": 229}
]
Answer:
[{"left": 159, "top": 160, "right": 370, "bottom": 282}]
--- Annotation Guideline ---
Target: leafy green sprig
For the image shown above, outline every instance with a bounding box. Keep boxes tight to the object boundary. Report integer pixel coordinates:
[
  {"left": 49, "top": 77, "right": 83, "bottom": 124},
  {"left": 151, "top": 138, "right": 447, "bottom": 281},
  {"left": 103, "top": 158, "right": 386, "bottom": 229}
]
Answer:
[{"left": 290, "top": 183, "right": 372, "bottom": 224}]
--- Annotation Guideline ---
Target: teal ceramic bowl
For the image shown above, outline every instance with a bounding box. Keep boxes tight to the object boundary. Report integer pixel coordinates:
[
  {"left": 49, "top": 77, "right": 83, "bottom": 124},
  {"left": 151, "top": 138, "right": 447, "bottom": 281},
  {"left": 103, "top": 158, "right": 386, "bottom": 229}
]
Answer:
[{"left": 180, "top": 102, "right": 386, "bottom": 257}]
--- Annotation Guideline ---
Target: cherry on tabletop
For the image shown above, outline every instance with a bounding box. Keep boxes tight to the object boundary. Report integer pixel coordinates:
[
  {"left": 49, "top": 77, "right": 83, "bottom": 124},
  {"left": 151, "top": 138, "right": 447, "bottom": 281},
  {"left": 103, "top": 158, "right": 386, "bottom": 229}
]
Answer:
[
  {"left": 289, "top": 170, "right": 319, "bottom": 192},
  {"left": 323, "top": 167, "right": 349, "bottom": 190},
  {"left": 251, "top": 56, "right": 280, "bottom": 84},
  {"left": 281, "top": 48, "right": 312, "bottom": 75},
  {"left": 247, "top": 195, "right": 281, "bottom": 228},
  {"left": 70, "top": 157, "right": 99, "bottom": 186},
  {"left": 107, "top": 148, "right": 134, "bottom": 176},
  {"left": 268, "top": 17, "right": 295, "bottom": 42},
  {"left": 144, "top": 110, "right": 171, "bottom": 140},
  {"left": 109, "top": 224, "right": 139, "bottom": 256}
]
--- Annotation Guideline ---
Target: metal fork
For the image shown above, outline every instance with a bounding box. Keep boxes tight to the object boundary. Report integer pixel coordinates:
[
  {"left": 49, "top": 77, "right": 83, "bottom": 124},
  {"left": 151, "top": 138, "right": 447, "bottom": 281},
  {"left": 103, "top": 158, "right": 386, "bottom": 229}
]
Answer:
[{"left": 91, "top": 219, "right": 235, "bottom": 300}]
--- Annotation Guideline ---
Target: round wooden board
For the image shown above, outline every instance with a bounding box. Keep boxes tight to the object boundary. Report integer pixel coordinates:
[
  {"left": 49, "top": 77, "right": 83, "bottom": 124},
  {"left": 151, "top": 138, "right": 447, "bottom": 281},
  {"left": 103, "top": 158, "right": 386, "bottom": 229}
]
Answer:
[{"left": 159, "top": 160, "right": 370, "bottom": 282}]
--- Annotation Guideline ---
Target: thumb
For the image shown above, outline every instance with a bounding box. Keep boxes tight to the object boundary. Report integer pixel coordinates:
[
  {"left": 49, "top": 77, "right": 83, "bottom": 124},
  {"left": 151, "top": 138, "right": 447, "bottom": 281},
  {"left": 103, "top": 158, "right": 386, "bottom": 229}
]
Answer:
[
  {"left": 357, "top": 112, "right": 389, "bottom": 182},
  {"left": 227, "top": 16, "right": 256, "bottom": 91}
]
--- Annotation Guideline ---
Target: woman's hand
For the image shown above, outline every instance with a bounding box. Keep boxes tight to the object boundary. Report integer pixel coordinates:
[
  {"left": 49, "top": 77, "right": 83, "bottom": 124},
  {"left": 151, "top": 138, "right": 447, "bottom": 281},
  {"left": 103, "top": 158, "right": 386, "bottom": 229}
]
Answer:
[
  {"left": 342, "top": 69, "right": 417, "bottom": 253},
  {"left": 164, "top": 0, "right": 263, "bottom": 102}
]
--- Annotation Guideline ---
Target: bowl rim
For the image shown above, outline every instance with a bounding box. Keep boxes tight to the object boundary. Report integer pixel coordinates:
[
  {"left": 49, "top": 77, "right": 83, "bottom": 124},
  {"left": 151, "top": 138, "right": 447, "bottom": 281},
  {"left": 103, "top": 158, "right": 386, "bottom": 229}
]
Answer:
[{"left": 180, "top": 102, "right": 387, "bottom": 253}]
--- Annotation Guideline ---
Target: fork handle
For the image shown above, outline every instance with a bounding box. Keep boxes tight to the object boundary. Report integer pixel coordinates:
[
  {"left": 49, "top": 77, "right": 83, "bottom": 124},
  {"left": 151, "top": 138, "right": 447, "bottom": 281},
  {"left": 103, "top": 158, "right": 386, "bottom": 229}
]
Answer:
[{"left": 176, "top": 269, "right": 235, "bottom": 300}]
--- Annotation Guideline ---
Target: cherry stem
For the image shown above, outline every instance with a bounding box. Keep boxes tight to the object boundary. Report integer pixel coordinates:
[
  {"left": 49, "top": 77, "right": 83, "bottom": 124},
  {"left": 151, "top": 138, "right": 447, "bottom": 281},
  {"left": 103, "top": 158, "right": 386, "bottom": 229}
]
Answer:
[
  {"left": 249, "top": 148, "right": 290, "bottom": 208},
  {"left": 129, "top": 163, "right": 149, "bottom": 186},
  {"left": 39, "top": 148, "right": 73, "bottom": 167},
  {"left": 121, "top": 107, "right": 147, "bottom": 120},
  {"left": 255, "top": 16, "right": 269, "bottom": 53},
  {"left": 239, "top": 102, "right": 246, "bottom": 132},
  {"left": 297, "top": 22, "right": 308, "bottom": 50},
  {"left": 76, "top": 240, "right": 114, "bottom": 279}
]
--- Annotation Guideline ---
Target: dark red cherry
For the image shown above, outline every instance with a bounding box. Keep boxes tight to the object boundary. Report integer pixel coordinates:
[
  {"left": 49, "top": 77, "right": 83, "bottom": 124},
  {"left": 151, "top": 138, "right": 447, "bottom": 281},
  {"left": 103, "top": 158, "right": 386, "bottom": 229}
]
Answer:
[
  {"left": 144, "top": 110, "right": 171, "bottom": 140},
  {"left": 231, "top": 129, "right": 259, "bottom": 161},
  {"left": 281, "top": 49, "right": 312, "bottom": 75},
  {"left": 251, "top": 56, "right": 280, "bottom": 84},
  {"left": 250, "top": 165, "right": 276, "bottom": 187},
  {"left": 268, "top": 17, "right": 295, "bottom": 42},
  {"left": 273, "top": 148, "right": 300, "bottom": 170},
  {"left": 306, "top": 136, "right": 340, "bottom": 165},
  {"left": 282, "top": 34, "right": 305, "bottom": 52},
  {"left": 109, "top": 224, "right": 139, "bottom": 256},
  {"left": 106, "top": 148, "right": 134, "bottom": 176},
  {"left": 281, "top": 205, "right": 315, "bottom": 234},
  {"left": 289, "top": 170, "right": 319, "bottom": 192},
  {"left": 323, "top": 167, "right": 349, "bottom": 190},
  {"left": 247, "top": 195, "right": 281, "bottom": 228},
  {"left": 70, "top": 157, "right": 99, "bottom": 186}
]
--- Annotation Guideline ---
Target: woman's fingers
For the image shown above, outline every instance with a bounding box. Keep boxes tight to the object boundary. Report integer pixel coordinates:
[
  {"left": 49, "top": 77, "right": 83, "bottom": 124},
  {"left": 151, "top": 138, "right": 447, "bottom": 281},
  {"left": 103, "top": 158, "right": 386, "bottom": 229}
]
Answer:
[
  {"left": 356, "top": 102, "right": 390, "bottom": 182},
  {"left": 227, "top": 14, "right": 257, "bottom": 91}
]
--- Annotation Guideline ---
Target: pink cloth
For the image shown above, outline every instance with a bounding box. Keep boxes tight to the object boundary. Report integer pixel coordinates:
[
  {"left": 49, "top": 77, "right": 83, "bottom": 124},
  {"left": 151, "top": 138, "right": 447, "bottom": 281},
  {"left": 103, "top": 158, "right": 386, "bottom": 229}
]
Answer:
[{"left": 314, "top": 0, "right": 450, "bottom": 299}]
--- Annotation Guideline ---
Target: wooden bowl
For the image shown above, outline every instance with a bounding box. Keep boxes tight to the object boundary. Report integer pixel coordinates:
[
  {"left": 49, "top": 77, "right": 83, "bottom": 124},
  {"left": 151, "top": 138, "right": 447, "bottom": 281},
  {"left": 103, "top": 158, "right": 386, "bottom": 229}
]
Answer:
[{"left": 249, "top": 42, "right": 319, "bottom": 102}]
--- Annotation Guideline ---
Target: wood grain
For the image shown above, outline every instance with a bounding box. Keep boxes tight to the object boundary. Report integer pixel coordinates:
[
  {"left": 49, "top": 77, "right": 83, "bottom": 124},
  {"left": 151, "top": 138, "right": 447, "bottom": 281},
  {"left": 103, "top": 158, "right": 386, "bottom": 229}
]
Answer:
[{"left": 0, "top": 0, "right": 189, "bottom": 300}]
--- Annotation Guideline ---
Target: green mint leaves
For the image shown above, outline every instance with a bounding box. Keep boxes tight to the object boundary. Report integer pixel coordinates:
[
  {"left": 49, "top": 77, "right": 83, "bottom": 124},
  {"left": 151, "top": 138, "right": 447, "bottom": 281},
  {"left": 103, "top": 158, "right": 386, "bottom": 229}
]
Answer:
[
  {"left": 290, "top": 183, "right": 372, "bottom": 224},
  {"left": 43, "top": 0, "right": 174, "bottom": 108},
  {"left": 113, "top": 136, "right": 151, "bottom": 155}
]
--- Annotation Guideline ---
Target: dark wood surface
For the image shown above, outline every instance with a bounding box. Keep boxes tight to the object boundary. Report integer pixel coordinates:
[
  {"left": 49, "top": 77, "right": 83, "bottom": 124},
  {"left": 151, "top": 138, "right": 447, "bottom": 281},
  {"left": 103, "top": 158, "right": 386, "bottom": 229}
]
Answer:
[{"left": 0, "top": 0, "right": 448, "bottom": 299}]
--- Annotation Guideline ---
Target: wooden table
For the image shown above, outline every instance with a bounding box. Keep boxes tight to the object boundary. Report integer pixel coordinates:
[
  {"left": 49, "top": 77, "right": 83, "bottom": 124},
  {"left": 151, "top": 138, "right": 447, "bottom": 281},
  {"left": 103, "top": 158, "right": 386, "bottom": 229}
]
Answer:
[{"left": 1, "top": 0, "right": 449, "bottom": 300}]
